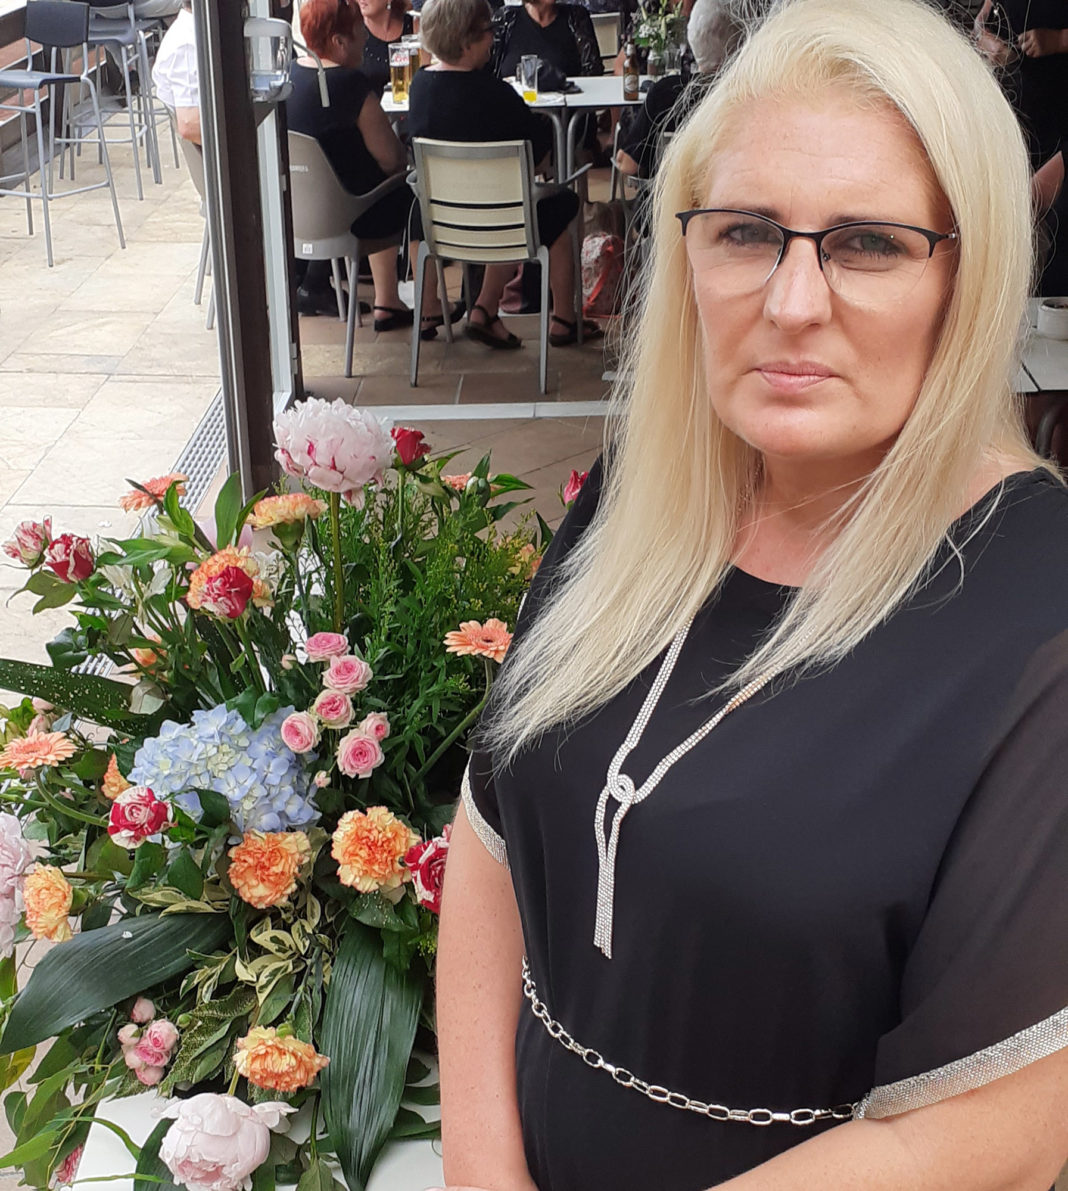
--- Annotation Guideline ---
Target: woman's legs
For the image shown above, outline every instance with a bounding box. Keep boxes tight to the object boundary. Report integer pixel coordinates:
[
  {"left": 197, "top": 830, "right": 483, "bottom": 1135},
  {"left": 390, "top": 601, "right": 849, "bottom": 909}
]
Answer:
[
  {"left": 369, "top": 247, "right": 403, "bottom": 313},
  {"left": 469, "top": 263, "right": 524, "bottom": 344}
]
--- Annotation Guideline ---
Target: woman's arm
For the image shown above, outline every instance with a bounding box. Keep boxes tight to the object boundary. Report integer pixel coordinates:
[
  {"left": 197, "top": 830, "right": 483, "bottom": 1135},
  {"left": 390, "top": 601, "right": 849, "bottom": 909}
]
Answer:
[
  {"left": 713, "top": 1045, "right": 1068, "bottom": 1191},
  {"left": 436, "top": 805, "right": 537, "bottom": 1191},
  {"left": 356, "top": 93, "right": 408, "bottom": 176},
  {"left": 1033, "top": 149, "right": 1065, "bottom": 216},
  {"left": 570, "top": 5, "right": 605, "bottom": 77}
]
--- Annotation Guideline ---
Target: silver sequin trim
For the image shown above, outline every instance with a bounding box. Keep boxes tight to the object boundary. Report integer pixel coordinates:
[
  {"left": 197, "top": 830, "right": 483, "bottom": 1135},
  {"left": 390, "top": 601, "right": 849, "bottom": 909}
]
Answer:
[
  {"left": 461, "top": 763, "right": 508, "bottom": 867},
  {"left": 856, "top": 1006, "right": 1068, "bottom": 1118}
]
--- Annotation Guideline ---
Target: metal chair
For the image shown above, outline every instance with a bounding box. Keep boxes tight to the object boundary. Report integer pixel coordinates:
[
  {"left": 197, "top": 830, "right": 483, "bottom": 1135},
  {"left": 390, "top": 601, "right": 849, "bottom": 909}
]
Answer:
[
  {"left": 0, "top": 0, "right": 125, "bottom": 266},
  {"left": 174, "top": 127, "right": 215, "bottom": 329},
  {"left": 592, "top": 11, "right": 621, "bottom": 65},
  {"left": 409, "top": 137, "right": 587, "bottom": 396},
  {"left": 287, "top": 130, "right": 410, "bottom": 378}
]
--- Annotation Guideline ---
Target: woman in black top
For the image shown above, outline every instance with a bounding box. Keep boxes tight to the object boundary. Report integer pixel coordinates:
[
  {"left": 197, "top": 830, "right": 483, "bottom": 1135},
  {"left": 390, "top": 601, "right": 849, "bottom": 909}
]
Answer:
[
  {"left": 491, "top": 0, "right": 603, "bottom": 82},
  {"left": 409, "top": 0, "right": 598, "bottom": 348},
  {"left": 435, "top": 1, "right": 1068, "bottom": 1189},
  {"left": 356, "top": 0, "right": 414, "bottom": 96}
]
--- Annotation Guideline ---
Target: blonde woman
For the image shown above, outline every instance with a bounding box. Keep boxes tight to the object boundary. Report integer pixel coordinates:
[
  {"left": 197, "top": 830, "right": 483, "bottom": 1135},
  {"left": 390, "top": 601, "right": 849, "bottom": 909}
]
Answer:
[{"left": 434, "top": 0, "right": 1068, "bottom": 1188}]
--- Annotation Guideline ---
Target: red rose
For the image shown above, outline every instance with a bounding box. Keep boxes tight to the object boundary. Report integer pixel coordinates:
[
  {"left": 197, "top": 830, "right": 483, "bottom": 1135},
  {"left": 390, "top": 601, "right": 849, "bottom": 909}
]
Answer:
[
  {"left": 391, "top": 426, "right": 430, "bottom": 467},
  {"left": 563, "top": 470, "right": 588, "bottom": 507},
  {"left": 403, "top": 825, "right": 451, "bottom": 914},
  {"left": 199, "top": 565, "right": 254, "bottom": 619},
  {"left": 43, "top": 534, "right": 94, "bottom": 583},
  {"left": 108, "top": 786, "right": 172, "bottom": 848}
]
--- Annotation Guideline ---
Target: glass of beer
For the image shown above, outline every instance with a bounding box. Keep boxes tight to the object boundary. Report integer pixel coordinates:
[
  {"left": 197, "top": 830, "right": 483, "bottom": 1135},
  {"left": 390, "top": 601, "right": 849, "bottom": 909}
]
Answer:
[
  {"left": 405, "top": 35, "right": 421, "bottom": 77},
  {"left": 519, "top": 53, "right": 538, "bottom": 102},
  {"left": 389, "top": 41, "right": 411, "bottom": 102}
]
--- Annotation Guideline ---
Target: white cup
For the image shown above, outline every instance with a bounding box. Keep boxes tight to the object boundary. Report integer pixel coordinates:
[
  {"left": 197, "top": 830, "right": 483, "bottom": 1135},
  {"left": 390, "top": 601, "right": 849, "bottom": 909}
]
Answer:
[{"left": 1037, "top": 298, "right": 1068, "bottom": 339}]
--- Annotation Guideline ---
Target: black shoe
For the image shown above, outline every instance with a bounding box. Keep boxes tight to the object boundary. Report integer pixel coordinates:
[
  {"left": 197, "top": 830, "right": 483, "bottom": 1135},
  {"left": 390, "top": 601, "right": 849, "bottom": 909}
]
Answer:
[
  {"left": 373, "top": 305, "right": 415, "bottom": 332},
  {"left": 297, "top": 286, "right": 370, "bottom": 318}
]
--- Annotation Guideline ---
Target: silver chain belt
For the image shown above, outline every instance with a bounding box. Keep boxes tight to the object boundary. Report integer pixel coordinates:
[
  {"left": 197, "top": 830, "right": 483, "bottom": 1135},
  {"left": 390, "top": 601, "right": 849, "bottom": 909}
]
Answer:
[{"left": 522, "top": 959, "right": 858, "bottom": 1127}]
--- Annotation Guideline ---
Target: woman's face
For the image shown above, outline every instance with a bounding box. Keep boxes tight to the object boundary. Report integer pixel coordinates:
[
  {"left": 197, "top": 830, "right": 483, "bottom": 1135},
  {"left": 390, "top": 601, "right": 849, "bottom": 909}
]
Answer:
[
  {"left": 689, "top": 92, "right": 955, "bottom": 479},
  {"left": 357, "top": 0, "right": 391, "bottom": 23}
]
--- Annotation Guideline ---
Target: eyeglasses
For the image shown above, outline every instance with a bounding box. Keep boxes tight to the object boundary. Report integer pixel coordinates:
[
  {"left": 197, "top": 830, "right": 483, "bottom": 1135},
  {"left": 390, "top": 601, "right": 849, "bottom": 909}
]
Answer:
[{"left": 676, "top": 208, "right": 957, "bottom": 306}]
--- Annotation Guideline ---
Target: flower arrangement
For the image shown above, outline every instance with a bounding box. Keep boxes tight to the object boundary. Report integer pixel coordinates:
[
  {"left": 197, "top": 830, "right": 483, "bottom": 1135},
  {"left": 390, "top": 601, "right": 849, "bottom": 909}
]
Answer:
[
  {"left": 631, "top": 0, "right": 686, "bottom": 56},
  {"left": 0, "top": 402, "right": 554, "bottom": 1191}
]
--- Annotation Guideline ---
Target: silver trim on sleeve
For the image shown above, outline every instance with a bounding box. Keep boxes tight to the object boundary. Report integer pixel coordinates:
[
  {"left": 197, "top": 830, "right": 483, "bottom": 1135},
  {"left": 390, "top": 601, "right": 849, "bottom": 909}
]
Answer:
[
  {"left": 856, "top": 1005, "right": 1068, "bottom": 1118},
  {"left": 461, "top": 762, "right": 508, "bottom": 867}
]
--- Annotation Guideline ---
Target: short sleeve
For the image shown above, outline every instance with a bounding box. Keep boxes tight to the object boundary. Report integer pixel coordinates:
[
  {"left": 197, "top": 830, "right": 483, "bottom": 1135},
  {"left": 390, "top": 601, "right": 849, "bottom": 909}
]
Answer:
[
  {"left": 461, "top": 750, "right": 508, "bottom": 867},
  {"left": 858, "top": 629, "right": 1068, "bottom": 1118},
  {"left": 152, "top": 40, "right": 199, "bottom": 109}
]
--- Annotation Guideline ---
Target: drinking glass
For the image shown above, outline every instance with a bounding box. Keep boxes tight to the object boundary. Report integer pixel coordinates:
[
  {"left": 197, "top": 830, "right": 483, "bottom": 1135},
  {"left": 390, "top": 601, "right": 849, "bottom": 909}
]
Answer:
[
  {"left": 519, "top": 53, "right": 539, "bottom": 102},
  {"left": 389, "top": 42, "right": 410, "bottom": 102}
]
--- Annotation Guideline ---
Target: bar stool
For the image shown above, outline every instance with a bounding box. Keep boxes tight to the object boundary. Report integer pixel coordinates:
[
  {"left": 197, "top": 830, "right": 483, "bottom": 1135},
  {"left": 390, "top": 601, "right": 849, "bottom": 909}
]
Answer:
[{"left": 0, "top": 0, "right": 125, "bottom": 266}]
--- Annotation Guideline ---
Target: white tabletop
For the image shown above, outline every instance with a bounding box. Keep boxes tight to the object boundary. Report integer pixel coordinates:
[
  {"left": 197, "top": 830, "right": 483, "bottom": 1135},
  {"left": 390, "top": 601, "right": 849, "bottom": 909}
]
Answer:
[{"left": 381, "top": 73, "right": 649, "bottom": 114}]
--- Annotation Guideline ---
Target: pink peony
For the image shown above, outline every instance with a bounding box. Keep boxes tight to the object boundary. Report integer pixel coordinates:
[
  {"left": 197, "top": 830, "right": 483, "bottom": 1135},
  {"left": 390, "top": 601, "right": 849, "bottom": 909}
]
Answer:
[
  {"left": 323, "top": 655, "right": 372, "bottom": 695},
  {"left": 0, "top": 813, "right": 33, "bottom": 956},
  {"left": 357, "top": 712, "right": 390, "bottom": 741},
  {"left": 3, "top": 518, "right": 51, "bottom": 567},
  {"left": 273, "top": 399, "right": 393, "bottom": 506},
  {"left": 158, "top": 1093, "right": 294, "bottom": 1191},
  {"left": 130, "top": 996, "right": 155, "bottom": 1024},
  {"left": 304, "top": 631, "right": 349, "bottom": 661},
  {"left": 312, "top": 690, "right": 354, "bottom": 729},
  {"left": 336, "top": 731, "right": 384, "bottom": 780},
  {"left": 44, "top": 534, "right": 94, "bottom": 583},
  {"left": 107, "top": 786, "right": 172, "bottom": 849},
  {"left": 563, "top": 469, "right": 589, "bottom": 506},
  {"left": 404, "top": 824, "right": 452, "bottom": 914},
  {"left": 280, "top": 712, "right": 319, "bottom": 754}
]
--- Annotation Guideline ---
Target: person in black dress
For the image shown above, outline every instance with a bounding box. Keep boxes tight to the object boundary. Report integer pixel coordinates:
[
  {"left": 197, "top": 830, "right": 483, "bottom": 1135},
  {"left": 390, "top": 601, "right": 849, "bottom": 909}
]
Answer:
[
  {"left": 356, "top": 0, "right": 414, "bottom": 96},
  {"left": 490, "top": 0, "right": 603, "bottom": 82},
  {"left": 408, "top": 0, "right": 599, "bottom": 348},
  {"left": 435, "top": 1, "right": 1068, "bottom": 1189}
]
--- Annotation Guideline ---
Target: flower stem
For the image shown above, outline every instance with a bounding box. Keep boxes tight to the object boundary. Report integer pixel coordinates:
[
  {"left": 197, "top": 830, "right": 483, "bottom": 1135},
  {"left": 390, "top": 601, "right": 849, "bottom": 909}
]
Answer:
[
  {"left": 413, "top": 657, "right": 494, "bottom": 783},
  {"left": 233, "top": 617, "right": 266, "bottom": 697},
  {"left": 329, "top": 492, "right": 344, "bottom": 634}
]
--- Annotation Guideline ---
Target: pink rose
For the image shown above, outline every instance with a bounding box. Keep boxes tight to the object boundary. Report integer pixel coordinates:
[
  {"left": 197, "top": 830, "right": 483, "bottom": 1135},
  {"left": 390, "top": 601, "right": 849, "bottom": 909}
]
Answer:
[
  {"left": 403, "top": 824, "right": 451, "bottom": 914},
  {"left": 53, "top": 1143, "right": 83, "bottom": 1188},
  {"left": 280, "top": 712, "right": 319, "bottom": 754},
  {"left": 159, "top": 1094, "right": 294, "bottom": 1191},
  {"left": 136, "top": 1064, "right": 165, "bottom": 1087},
  {"left": 3, "top": 518, "right": 51, "bottom": 567},
  {"left": 43, "top": 534, "right": 94, "bottom": 583},
  {"left": 304, "top": 632, "right": 349, "bottom": 661},
  {"left": 357, "top": 712, "right": 390, "bottom": 741},
  {"left": 108, "top": 786, "right": 172, "bottom": 849},
  {"left": 130, "top": 996, "right": 155, "bottom": 1024},
  {"left": 563, "top": 469, "right": 588, "bottom": 506},
  {"left": 132, "top": 1039, "right": 171, "bottom": 1068},
  {"left": 312, "top": 690, "right": 354, "bottom": 729},
  {"left": 313, "top": 771, "right": 331, "bottom": 788},
  {"left": 391, "top": 426, "right": 430, "bottom": 467},
  {"left": 336, "top": 731, "right": 384, "bottom": 779},
  {"left": 323, "top": 655, "right": 372, "bottom": 695},
  {"left": 144, "top": 1019, "right": 180, "bottom": 1052},
  {"left": 199, "top": 566, "right": 254, "bottom": 620},
  {"left": 117, "top": 1023, "right": 140, "bottom": 1047}
]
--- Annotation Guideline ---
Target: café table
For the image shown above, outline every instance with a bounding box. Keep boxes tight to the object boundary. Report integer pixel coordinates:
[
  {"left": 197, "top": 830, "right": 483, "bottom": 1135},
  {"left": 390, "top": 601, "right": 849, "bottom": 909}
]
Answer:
[{"left": 1021, "top": 298, "right": 1068, "bottom": 460}]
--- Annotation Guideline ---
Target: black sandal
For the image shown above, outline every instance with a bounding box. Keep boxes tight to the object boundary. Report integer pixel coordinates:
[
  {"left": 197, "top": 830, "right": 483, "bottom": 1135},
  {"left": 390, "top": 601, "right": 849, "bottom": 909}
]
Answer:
[
  {"left": 464, "top": 304, "right": 522, "bottom": 351},
  {"left": 549, "top": 315, "right": 603, "bottom": 347},
  {"left": 373, "top": 305, "right": 414, "bottom": 332},
  {"left": 419, "top": 300, "right": 466, "bottom": 341}
]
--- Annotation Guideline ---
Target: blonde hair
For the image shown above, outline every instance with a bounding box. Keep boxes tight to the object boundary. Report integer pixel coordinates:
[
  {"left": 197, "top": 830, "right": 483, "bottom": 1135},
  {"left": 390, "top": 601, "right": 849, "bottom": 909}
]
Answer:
[{"left": 483, "top": 0, "right": 1046, "bottom": 763}]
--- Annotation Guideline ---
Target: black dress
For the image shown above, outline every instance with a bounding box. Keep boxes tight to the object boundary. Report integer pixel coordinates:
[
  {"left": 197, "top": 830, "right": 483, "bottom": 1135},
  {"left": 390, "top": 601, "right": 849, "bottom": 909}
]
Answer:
[
  {"left": 360, "top": 10, "right": 414, "bottom": 98},
  {"left": 464, "top": 460, "right": 1068, "bottom": 1190}
]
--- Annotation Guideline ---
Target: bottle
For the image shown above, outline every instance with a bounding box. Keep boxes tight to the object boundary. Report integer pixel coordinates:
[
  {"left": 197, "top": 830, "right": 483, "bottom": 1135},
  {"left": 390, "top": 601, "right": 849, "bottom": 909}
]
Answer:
[{"left": 623, "top": 42, "right": 639, "bottom": 102}]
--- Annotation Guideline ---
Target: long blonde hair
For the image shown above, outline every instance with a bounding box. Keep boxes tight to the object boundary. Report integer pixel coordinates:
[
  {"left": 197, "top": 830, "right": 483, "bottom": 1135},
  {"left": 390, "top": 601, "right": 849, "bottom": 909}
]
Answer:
[{"left": 483, "top": 0, "right": 1046, "bottom": 763}]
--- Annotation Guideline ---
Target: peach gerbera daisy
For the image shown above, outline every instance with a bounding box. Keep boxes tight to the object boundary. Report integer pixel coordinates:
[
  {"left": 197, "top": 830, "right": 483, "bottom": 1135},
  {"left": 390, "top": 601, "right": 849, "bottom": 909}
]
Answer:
[
  {"left": 247, "top": 493, "right": 327, "bottom": 529},
  {"left": 0, "top": 731, "right": 76, "bottom": 772},
  {"left": 233, "top": 1027, "right": 329, "bottom": 1092},
  {"left": 443, "top": 618, "right": 512, "bottom": 664},
  {"left": 186, "top": 547, "right": 271, "bottom": 610},
  {"left": 442, "top": 473, "right": 471, "bottom": 493},
  {"left": 118, "top": 473, "right": 188, "bottom": 513}
]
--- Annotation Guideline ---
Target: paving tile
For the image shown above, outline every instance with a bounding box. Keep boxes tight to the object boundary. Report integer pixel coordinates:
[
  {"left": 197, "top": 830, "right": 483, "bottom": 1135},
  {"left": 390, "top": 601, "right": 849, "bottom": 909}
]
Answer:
[
  {"left": 0, "top": 353, "right": 123, "bottom": 375},
  {"left": 25, "top": 310, "right": 155, "bottom": 357},
  {"left": 352, "top": 373, "right": 461, "bottom": 406},
  {"left": 60, "top": 268, "right": 188, "bottom": 315},
  {"left": 0, "top": 466, "right": 31, "bottom": 509},
  {"left": 0, "top": 406, "right": 81, "bottom": 470},
  {"left": 114, "top": 325, "right": 221, "bottom": 378},
  {"left": 0, "top": 372, "right": 106, "bottom": 408}
]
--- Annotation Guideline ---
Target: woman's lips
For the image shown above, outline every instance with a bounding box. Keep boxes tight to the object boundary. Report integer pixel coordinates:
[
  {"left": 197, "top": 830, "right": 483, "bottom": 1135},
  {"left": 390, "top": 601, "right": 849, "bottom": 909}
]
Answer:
[{"left": 755, "top": 362, "right": 837, "bottom": 393}]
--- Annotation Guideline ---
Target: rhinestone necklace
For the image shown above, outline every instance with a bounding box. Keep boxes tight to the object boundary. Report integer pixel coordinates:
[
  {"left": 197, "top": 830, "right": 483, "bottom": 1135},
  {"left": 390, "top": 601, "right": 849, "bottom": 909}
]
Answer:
[{"left": 593, "top": 617, "right": 774, "bottom": 957}]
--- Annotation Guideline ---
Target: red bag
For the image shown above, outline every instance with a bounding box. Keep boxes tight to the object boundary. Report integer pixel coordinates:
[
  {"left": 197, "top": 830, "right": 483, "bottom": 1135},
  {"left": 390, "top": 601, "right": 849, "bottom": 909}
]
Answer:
[{"left": 581, "top": 232, "right": 626, "bottom": 318}]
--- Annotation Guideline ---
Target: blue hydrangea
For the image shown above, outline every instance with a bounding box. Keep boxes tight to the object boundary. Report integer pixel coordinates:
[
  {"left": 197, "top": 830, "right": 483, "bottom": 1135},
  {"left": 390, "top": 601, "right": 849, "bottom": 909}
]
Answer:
[{"left": 130, "top": 704, "right": 318, "bottom": 833}]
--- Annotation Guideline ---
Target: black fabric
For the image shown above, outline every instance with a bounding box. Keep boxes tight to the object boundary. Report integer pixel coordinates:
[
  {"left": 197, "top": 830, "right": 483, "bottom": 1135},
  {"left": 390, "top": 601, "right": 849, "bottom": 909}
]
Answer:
[
  {"left": 993, "top": 0, "right": 1068, "bottom": 165},
  {"left": 469, "top": 462, "right": 1068, "bottom": 1190},
  {"left": 1039, "top": 146, "right": 1068, "bottom": 296},
  {"left": 407, "top": 68, "right": 577, "bottom": 246},
  {"left": 491, "top": 3, "right": 604, "bottom": 80},
  {"left": 617, "top": 71, "right": 710, "bottom": 177},
  {"left": 360, "top": 10, "right": 414, "bottom": 98}
]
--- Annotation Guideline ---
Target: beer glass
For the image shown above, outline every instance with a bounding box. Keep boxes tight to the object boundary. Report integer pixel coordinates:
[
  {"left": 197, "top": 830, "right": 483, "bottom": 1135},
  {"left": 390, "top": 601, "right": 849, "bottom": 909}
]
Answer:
[
  {"left": 389, "top": 41, "right": 410, "bottom": 102},
  {"left": 519, "top": 53, "right": 539, "bottom": 102}
]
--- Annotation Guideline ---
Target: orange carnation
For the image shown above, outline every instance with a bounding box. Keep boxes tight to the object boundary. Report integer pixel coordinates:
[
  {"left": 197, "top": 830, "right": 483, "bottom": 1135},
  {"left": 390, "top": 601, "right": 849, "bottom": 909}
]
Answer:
[
  {"left": 331, "top": 807, "right": 420, "bottom": 893},
  {"left": 442, "top": 473, "right": 471, "bottom": 493},
  {"left": 233, "top": 1027, "right": 329, "bottom": 1092},
  {"left": 186, "top": 547, "right": 271, "bottom": 611},
  {"left": 23, "top": 865, "right": 73, "bottom": 942},
  {"left": 101, "top": 753, "right": 131, "bottom": 801},
  {"left": 443, "top": 618, "right": 512, "bottom": 664},
  {"left": 118, "top": 473, "right": 188, "bottom": 512},
  {"left": 0, "top": 732, "right": 76, "bottom": 773},
  {"left": 228, "top": 831, "right": 310, "bottom": 909},
  {"left": 247, "top": 494, "right": 326, "bottom": 529}
]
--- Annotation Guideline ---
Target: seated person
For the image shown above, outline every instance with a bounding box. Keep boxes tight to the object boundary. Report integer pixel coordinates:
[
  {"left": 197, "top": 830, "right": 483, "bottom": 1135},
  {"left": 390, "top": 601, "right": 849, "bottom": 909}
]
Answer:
[
  {"left": 1034, "top": 144, "right": 1068, "bottom": 295},
  {"left": 152, "top": 0, "right": 199, "bottom": 144},
  {"left": 409, "top": 0, "right": 600, "bottom": 347},
  {"left": 357, "top": 0, "right": 414, "bottom": 96},
  {"left": 286, "top": 0, "right": 417, "bottom": 330},
  {"left": 491, "top": 0, "right": 603, "bottom": 82},
  {"left": 615, "top": 0, "right": 742, "bottom": 178}
]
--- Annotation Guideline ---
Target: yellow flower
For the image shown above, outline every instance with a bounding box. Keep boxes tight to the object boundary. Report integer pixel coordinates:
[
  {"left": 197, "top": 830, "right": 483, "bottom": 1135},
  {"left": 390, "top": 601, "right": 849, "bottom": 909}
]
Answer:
[
  {"left": 331, "top": 807, "right": 420, "bottom": 893},
  {"left": 186, "top": 547, "right": 271, "bottom": 610},
  {"left": 228, "top": 831, "right": 310, "bottom": 909},
  {"left": 443, "top": 618, "right": 512, "bottom": 664},
  {"left": 101, "top": 753, "right": 131, "bottom": 801},
  {"left": 247, "top": 494, "right": 326, "bottom": 529},
  {"left": 233, "top": 1027, "right": 329, "bottom": 1092},
  {"left": 23, "top": 865, "right": 73, "bottom": 942},
  {"left": 0, "top": 732, "right": 76, "bottom": 773},
  {"left": 118, "top": 473, "right": 188, "bottom": 513}
]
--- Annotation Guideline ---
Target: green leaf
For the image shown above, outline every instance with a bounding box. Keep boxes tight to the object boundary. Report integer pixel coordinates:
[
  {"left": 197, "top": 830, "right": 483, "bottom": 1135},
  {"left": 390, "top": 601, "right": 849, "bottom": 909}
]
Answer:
[
  {"left": 134, "top": 1119, "right": 183, "bottom": 1191},
  {"left": 126, "top": 842, "right": 166, "bottom": 891},
  {"left": 213, "top": 473, "right": 244, "bottom": 550},
  {"left": 81, "top": 898, "right": 115, "bottom": 932},
  {"left": 251, "top": 1157, "right": 275, "bottom": 1191},
  {"left": 0, "top": 913, "right": 231, "bottom": 1053},
  {"left": 33, "top": 583, "right": 78, "bottom": 613},
  {"left": 0, "top": 658, "right": 166, "bottom": 733},
  {"left": 195, "top": 789, "right": 232, "bottom": 830},
  {"left": 46, "top": 628, "right": 89, "bottom": 671},
  {"left": 0, "top": 1128, "right": 58, "bottom": 1167},
  {"left": 4, "top": 1091, "right": 26, "bottom": 1139},
  {"left": 388, "top": 1107, "right": 441, "bottom": 1142},
  {"left": 166, "top": 849, "right": 204, "bottom": 900},
  {"left": 319, "top": 922, "right": 423, "bottom": 1191},
  {"left": 22, "top": 571, "right": 63, "bottom": 598},
  {"left": 257, "top": 971, "right": 295, "bottom": 1028},
  {"left": 296, "top": 1158, "right": 334, "bottom": 1191}
]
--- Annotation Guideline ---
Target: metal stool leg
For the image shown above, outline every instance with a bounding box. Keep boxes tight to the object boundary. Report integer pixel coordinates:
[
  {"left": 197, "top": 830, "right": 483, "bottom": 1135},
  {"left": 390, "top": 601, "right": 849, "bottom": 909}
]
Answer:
[
  {"left": 86, "top": 77, "right": 126, "bottom": 250},
  {"left": 136, "top": 30, "right": 162, "bottom": 184},
  {"left": 344, "top": 257, "right": 358, "bottom": 378},
  {"left": 410, "top": 240, "right": 428, "bottom": 386},
  {"left": 330, "top": 258, "right": 347, "bottom": 321},
  {"left": 32, "top": 94, "right": 54, "bottom": 267},
  {"left": 119, "top": 49, "right": 144, "bottom": 200},
  {"left": 18, "top": 110, "right": 33, "bottom": 234},
  {"left": 194, "top": 221, "right": 209, "bottom": 305},
  {"left": 537, "top": 243, "right": 550, "bottom": 395}
]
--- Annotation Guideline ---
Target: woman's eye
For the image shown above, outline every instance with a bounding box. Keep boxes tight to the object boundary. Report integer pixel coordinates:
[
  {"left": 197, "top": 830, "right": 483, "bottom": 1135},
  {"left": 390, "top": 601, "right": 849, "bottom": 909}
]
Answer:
[{"left": 721, "top": 221, "right": 777, "bottom": 247}]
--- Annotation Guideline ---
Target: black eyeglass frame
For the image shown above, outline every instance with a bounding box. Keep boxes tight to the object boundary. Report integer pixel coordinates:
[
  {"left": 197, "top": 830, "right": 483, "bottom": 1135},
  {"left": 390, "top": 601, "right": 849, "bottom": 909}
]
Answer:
[{"left": 675, "top": 208, "right": 958, "bottom": 278}]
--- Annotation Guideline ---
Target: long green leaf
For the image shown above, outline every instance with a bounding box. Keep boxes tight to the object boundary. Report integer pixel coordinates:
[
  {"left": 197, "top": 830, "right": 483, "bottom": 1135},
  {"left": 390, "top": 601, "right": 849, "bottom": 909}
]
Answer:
[
  {"left": 213, "top": 473, "right": 244, "bottom": 550},
  {"left": 0, "top": 913, "right": 231, "bottom": 1053},
  {"left": 0, "top": 659, "right": 167, "bottom": 733},
  {"left": 134, "top": 1119, "right": 183, "bottom": 1191},
  {"left": 319, "top": 923, "right": 423, "bottom": 1191}
]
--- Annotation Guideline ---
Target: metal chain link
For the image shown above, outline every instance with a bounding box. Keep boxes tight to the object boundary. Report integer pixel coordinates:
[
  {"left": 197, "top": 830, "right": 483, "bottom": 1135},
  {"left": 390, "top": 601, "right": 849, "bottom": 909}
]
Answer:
[{"left": 522, "top": 959, "right": 858, "bottom": 1127}]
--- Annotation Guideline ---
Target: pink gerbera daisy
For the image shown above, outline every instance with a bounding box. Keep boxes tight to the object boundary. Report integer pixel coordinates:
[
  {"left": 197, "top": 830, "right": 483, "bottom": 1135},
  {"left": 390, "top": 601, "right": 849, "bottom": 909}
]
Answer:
[
  {"left": 118, "top": 473, "right": 188, "bottom": 513},
  {"left": 443, "top": 618, "right": 512, "bottom": 663},
  {"left": 0, "top": 732, "right": 76, "bottom": 772}
]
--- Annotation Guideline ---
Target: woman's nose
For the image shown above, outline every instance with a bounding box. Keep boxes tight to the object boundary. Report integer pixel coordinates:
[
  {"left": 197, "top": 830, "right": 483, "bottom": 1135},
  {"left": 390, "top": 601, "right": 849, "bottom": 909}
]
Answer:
[{"left": 761, "top": 236, "right": 833, "bottom": 331}]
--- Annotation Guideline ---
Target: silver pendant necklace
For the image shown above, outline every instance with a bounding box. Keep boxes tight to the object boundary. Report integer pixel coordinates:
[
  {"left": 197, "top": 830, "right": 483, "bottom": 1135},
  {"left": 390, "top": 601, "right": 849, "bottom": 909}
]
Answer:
[{"left": 593, "top": 618, "right": 774, "bottom": 958}]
